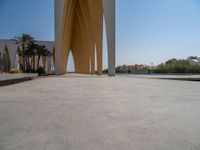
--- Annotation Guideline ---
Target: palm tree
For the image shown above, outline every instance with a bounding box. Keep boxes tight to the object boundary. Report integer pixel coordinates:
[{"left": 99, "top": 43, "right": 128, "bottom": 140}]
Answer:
[
  {"left": 13, "top": 34, "right": 34, "bottom": 72},
  {"left": 188, "top": 56, "right": 198, "bottom": 60},
  {"left": 35, "top": 44, "right": 51, "bottom": 70},
  {"left": 26, "top": 42, "right": 37, "bottom": 71}
]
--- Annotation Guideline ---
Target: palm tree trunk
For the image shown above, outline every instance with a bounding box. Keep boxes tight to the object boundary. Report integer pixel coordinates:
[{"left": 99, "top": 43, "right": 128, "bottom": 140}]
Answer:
[
  {"left": 32, "top": 56, "right": 35, "bottom": 71},
  {"left": 23, "top": 56, "right": 26, "bottom": 72},
  {"left": 25, "top": 56, "right": 29, "bottom": 71},
  {"left": 27, "top": 55, "right": 31, "bottom": 71},
  {"left": 19, "top": 57, "right": 24, "bottom": 72},
  {"left": 42, "top": 56, "right": 47, "bottom": 70},
  {"left": 37, "top": 55, "right": 40, "bottom": 70}
]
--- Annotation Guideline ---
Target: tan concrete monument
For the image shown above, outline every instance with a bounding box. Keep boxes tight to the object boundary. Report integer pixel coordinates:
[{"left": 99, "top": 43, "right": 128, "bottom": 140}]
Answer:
[{"left": 55, "top": 0, "right": 116, "bottom": 76}]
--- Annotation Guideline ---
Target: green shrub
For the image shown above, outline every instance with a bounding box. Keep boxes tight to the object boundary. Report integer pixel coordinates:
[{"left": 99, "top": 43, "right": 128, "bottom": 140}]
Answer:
[
  {"left": 10, "top": 68, "right": 21, "bottom": 74},
  {"left": 37, "top": 67, "right": 46, "bottom": 76},
  {"left": 26, "top": 68, "right": 35, "bottom": 73},
  {"left": 153, "top": 59, "right": 200, "bottom": 74}
]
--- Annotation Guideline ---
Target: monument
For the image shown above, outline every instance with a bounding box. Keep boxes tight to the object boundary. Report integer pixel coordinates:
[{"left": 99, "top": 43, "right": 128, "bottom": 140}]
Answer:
[{"left": 55, "top": 0, "right": 116, "bottom": 76}]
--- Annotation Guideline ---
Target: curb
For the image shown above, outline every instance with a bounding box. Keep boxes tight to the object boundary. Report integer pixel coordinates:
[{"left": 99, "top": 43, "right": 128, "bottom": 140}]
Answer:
[{"left": 0, "top": 76, "right": 35, "bottom": 86}]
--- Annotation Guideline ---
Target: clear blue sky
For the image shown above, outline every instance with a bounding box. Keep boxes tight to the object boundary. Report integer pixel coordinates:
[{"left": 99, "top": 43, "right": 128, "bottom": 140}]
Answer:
[{"left": 1, "top": 0, "right": 200, "bottom": 69}]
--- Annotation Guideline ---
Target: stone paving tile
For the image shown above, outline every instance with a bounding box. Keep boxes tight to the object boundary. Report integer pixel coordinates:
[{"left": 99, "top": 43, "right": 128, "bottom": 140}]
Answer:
[{"left": 0, "top": 75, "right": 200, "bottom": 150}]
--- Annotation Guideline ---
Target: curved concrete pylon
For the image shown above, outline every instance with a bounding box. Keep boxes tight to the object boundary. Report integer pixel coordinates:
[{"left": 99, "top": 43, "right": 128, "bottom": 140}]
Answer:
[
  {"left": 102, "top": 0, "right": 116, "bottom": 76},
  {"left": 6, "top": 43, "right": 17, "bottom": 69},
  {"left": 3, "top": 46, "right": 11, "bottom": 72},
  {"left": 0, "top": 40, "right": 17, "bottom": 69},
  {"left": 55, "top": 0, "right": 115, "bottom": 76}
]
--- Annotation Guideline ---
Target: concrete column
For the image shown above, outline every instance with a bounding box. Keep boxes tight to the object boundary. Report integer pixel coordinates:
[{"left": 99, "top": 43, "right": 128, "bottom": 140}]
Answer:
[
  {"left": 55, "top": 0, "right": 65, "bottom": 75},
  {"left": 102, "top": 0, "right": 116, "bottom": 76}
]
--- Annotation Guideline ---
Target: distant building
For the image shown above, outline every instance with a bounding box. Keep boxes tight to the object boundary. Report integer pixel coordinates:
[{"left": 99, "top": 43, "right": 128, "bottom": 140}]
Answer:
[{"left": 116, "top": 64, "right": 150, "bottom": 74}]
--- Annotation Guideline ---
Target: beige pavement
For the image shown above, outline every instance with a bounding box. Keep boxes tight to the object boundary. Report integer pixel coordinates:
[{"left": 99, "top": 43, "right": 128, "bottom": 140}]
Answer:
[{"left": 0, "top": 75, "right": 200, "bottom": 150}]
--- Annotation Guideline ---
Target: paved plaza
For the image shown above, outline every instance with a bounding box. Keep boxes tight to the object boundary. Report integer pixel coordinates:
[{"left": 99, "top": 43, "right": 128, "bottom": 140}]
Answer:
[{"left": 0, "top": 75, "right": 200, "bottom": 150}]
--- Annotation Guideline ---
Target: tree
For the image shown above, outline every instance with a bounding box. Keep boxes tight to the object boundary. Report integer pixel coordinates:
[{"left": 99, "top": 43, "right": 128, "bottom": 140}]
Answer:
[
  {"left": 35, "top": 44, "right": 51, "bottom": 70},
  {"left": 188, "top": 56, "right": 198, "bottom": 59},
  {"left": 26, "top": 42, "right": 37, "bottom": 71},
  {"left": 153, "top": 58, "right": 200, "bottom": 74},
  {"left": 13, "top": 34, "right": 34, "bottom": 72},
  {"left": 13, "top": 34, "right": 52, "bottom": 73}
]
